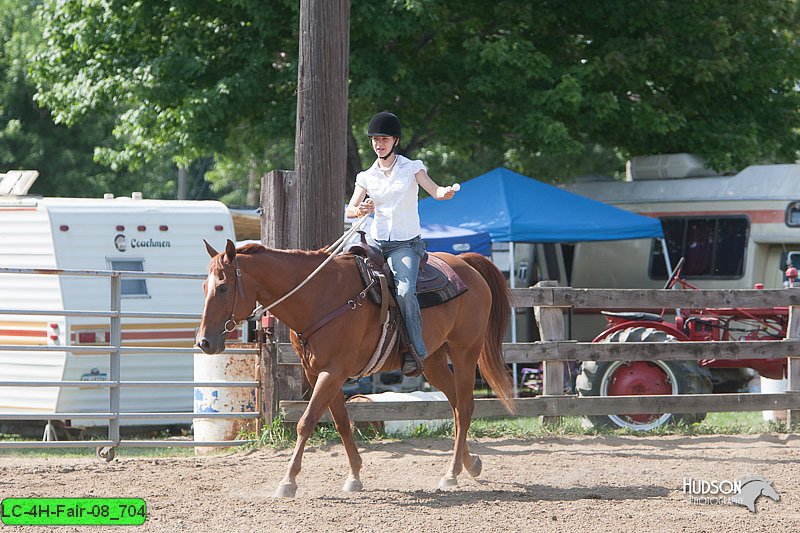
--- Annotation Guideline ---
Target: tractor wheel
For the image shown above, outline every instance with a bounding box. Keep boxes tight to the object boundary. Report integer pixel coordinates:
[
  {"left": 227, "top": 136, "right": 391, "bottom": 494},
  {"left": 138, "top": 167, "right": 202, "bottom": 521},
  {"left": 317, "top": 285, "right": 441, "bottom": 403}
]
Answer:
[{"left": 576, "top": 327, "right": 712, "bottom": 431}]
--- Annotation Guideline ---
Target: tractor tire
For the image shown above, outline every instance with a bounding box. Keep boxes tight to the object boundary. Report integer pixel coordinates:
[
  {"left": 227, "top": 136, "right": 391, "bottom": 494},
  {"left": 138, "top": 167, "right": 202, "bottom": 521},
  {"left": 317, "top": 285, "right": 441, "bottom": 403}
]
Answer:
[{"left": 576, "top": 327, "right": 713, "bottom": 431}]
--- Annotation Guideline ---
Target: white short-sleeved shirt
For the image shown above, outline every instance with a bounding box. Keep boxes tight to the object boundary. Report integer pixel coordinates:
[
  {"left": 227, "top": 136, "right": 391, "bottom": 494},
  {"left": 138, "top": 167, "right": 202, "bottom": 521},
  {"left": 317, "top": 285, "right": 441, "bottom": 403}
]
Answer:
[{"left": 355, "top": 155, "right": 426, "bottom": 241}]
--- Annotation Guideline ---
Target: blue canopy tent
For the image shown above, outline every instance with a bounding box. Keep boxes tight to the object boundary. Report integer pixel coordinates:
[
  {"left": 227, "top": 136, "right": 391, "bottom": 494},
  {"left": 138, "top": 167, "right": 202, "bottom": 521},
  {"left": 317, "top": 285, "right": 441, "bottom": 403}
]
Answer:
[
  {"left": 419, "top": 167, "right": 667, "bottom": 394},
  {"left": 419, "top": 223, "right": 491, "bottom": 256},
  {"left": 419, "top": 167, "right": 663, "bottom": 243}
]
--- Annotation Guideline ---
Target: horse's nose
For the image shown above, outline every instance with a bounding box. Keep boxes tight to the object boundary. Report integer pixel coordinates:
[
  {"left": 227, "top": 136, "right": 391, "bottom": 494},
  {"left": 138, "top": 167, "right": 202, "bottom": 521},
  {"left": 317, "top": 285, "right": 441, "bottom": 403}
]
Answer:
[{"left": 197, "top": 338, "right": 211, "bottom": 353}]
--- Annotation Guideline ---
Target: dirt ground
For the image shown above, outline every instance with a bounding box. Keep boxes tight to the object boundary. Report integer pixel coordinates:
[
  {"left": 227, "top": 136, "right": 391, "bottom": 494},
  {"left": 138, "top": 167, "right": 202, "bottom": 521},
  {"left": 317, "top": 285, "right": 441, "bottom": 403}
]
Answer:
[{"left": 1, "top": 434, "right": 799, "bottom": 532}]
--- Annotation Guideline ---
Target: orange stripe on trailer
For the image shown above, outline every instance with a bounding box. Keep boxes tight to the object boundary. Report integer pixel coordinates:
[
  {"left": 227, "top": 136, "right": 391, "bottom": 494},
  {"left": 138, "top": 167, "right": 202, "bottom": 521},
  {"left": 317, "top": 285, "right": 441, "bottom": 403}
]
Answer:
[
  {"left": 647, "top": 209, "right": 785, "bottom": 223},
  {"left": 0, "top": 329, "right": 47, "bottom": 337},
  {"left": 122, "top": 330, "right": 196, "bottom": 340},
  {"left": 65, "top": 340, "right": 196, "bottom": 350},
  {"left": 122, "top": 340, "right": 197, "bottom": 348},
  {"left": 0, "top": 321, "right": 48, "bottom": 328},
  {"left": 0, "top": 339, "right": 49, "bottom": 346},
  {"left": 70, "top": 322, "right": 199, "bottom": 331}
]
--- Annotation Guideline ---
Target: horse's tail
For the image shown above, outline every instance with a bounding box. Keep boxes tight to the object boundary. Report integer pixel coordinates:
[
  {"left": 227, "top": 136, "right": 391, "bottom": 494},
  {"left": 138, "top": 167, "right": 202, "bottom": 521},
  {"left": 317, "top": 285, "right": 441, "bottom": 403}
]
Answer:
[{"left": 460, "top": 253, "right": 516, "bottom": 414}]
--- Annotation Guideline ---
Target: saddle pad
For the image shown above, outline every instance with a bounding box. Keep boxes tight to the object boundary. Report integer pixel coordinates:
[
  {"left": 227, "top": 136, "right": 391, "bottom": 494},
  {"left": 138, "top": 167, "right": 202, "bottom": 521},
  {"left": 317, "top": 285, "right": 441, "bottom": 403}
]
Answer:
[
  {"left": 352, "top": 254, "right": 468, "bottom": 309},
  {"left": 417, "top": 254, "right": 468, "bottom": 308}
]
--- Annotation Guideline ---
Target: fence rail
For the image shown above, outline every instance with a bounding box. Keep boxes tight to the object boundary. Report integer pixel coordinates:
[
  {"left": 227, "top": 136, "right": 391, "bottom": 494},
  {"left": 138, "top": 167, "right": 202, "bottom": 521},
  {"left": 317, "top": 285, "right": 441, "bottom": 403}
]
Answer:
[
  {"left": 4, "top": 267, "right": 800, "bottom": 446},
  {"left": 511, "top": 286, "right": 800, "bottom": 308},
  {"left": 277, "top": 283, "right": 800, "bottom": 425},
  {"left": 0, "top": 267, "right": 260, "bottom": 453},
  {"left": 281, "top": 392, "right": 800, "bottom": 423}
]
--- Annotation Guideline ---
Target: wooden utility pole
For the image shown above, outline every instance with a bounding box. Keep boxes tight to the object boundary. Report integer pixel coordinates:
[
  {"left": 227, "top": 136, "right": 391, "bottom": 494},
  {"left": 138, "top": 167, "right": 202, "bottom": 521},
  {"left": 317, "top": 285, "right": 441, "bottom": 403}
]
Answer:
[
  {"left": 259, "top": 0, "right": 350, "bottom": 423},
  {"left": 294, "top": 0, "right": 350, "bottom": 249},
  {"left": 260, "top": 170, "right": 303, "bottom": 423}
]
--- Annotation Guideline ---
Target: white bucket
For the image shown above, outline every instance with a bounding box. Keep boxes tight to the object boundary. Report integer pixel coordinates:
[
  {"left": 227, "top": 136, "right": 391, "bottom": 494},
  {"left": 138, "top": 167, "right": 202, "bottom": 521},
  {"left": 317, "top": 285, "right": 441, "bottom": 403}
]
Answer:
[
  {"left": 193, "top": 351, "right": 258, "bottom": 454},
  {"left": 347, "top": 390, "right": 450, "bottom": 434},
  {"left": 760, "top": 376, "right": 788, "bottom": 422}
]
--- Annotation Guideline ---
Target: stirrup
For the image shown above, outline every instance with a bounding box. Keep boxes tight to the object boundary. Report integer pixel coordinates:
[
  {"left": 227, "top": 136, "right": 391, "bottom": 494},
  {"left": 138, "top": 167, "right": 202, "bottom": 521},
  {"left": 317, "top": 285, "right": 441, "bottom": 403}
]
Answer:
[{"left": 402, "top": 351, "right": 424, "bottom": 377}]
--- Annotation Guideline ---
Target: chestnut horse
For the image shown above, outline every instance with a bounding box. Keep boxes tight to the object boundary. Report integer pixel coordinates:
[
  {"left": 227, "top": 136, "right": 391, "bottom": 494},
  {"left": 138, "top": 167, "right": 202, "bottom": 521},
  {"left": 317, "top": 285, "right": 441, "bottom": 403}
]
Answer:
[{"left": 196, "top": 239, "right": 514, "bottom": 498}]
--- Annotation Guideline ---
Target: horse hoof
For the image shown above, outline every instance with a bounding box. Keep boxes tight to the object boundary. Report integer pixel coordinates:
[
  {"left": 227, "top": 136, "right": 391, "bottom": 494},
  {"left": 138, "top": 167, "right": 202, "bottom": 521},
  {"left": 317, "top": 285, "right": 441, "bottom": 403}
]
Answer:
[
  {"left": 274, "top": 481, "right": 298, "bottom": 498},
  {"left": 466, "top": 456, "right": 483, "bottom": 478},
  {"left": 437, "top": 476, "right": 458, "bottom": 489},
  {"left": 342, "top": 477, "right": 363, "bottom": 493}
]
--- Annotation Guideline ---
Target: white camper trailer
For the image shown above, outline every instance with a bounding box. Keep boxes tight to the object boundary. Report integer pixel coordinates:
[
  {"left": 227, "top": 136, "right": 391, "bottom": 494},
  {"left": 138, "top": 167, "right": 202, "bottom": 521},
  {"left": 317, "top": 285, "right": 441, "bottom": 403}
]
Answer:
[
  {"left": 0, "top": 174, "right": 236, "bottom": 426},
  {"left": 562, "top": 155, "right": 800, "bottom": 339}
]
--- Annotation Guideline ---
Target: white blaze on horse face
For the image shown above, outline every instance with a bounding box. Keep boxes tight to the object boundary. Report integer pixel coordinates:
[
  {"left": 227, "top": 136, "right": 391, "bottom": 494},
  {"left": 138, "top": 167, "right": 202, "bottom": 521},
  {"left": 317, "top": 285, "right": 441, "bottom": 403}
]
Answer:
[
  {"left": 204, "top": 271, "right": 217, "bottom": 304},
  {"left": 201, "top": 271, "right": 224, "bottom": 332}
]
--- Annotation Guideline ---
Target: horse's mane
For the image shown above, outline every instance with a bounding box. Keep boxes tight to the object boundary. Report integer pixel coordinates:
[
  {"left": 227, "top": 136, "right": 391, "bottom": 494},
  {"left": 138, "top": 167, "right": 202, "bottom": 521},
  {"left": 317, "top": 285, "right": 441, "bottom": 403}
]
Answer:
[
  {"left": 235, "top": 242, "right": 330, "bottom": 257},
  {"left": 236, "top": 243, "right": 268, "bottom": 255}
]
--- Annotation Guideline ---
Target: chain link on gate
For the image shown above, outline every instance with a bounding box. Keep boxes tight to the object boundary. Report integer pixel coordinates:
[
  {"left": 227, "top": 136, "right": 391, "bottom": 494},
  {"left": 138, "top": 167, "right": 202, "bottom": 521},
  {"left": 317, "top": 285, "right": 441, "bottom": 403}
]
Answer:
[{"left": 0, "top": 267, "right": 260, "bottom": 459}]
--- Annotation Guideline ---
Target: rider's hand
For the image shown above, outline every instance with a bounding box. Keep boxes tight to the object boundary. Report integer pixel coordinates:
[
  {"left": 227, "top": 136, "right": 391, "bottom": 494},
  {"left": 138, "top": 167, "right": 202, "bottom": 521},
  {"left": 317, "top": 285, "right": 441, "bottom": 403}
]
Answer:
[
  {"left": 357, "top": 199, "right": 374, "bottom": 217},
  {"left": 437, "top": 186, "right": 457, "bottom": 200}
]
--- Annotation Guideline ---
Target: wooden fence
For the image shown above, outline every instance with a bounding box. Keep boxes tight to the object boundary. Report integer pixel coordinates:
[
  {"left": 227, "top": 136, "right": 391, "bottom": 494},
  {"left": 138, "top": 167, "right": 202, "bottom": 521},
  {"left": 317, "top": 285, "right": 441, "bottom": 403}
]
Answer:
[{"left": 262, "top": 282, "right": 800, "bottom": 427}]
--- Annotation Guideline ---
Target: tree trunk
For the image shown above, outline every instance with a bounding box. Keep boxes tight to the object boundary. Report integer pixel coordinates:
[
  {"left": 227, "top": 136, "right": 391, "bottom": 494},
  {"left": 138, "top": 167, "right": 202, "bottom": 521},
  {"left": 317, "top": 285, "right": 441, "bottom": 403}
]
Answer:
[
  {"left": 246, "top": 157, "right": 259, "bottom": 206},
  {"left": 294, "top": 0, "right": 350, "bottom": 249},
  {"left": 177, "top": 165, "right": 187, "bottom": 200}
]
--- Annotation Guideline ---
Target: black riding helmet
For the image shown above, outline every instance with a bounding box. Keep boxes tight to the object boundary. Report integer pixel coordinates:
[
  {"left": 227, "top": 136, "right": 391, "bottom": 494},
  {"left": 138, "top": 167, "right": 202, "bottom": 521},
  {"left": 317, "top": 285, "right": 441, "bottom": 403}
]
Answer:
[
  {"left": 368, "top": 111, "right": 401, "bottom": 138},
  {"left": 367, "top": 111, "right": 401, "bottom": 160}
]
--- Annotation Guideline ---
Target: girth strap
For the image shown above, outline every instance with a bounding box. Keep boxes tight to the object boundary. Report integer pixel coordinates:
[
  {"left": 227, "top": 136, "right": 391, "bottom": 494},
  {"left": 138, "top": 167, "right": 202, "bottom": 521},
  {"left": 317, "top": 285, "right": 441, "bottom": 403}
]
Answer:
[{"left": 377, "top": 272, "right": 390, "bottom": 323}]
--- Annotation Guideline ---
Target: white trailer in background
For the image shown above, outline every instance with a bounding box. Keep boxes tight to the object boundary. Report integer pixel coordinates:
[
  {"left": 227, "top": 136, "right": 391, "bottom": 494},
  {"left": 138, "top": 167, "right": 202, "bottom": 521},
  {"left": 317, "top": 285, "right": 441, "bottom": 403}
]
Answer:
[
  {"left": 562, "top": 154, "right": 800, "bottom": 339},
  {"left": 0, "top": 174, "right": 236, "bottom": 427}
]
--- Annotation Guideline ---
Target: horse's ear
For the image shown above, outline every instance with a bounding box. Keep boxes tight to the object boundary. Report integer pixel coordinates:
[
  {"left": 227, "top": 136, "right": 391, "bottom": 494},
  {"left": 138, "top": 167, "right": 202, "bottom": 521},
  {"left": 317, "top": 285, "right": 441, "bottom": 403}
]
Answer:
[
  {"left": 225, "top": 239, "right": 237, "bottom": 262},
  {"left": 204, "top": 239, "right": 218, "bottom": 258}
]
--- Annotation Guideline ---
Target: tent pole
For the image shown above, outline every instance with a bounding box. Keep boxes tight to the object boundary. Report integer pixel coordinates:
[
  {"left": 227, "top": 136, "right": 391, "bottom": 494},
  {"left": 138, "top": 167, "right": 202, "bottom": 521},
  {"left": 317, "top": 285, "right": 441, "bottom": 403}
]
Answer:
[
  {"left": 660, "top": 237, "right": 681, "bottom": 316},
  {"left": 660, "top": 238, "right": 673, "bottom": 278},
  {"left": 509, "top": 241, "right": 518, "bottom": 397}
]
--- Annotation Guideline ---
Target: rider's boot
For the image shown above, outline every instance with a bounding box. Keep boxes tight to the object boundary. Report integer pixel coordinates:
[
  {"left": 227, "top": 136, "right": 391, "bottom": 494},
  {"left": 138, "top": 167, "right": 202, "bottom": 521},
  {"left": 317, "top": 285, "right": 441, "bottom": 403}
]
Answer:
[{"left": 401, "top": 347, "right": 425, "bottom": 377}]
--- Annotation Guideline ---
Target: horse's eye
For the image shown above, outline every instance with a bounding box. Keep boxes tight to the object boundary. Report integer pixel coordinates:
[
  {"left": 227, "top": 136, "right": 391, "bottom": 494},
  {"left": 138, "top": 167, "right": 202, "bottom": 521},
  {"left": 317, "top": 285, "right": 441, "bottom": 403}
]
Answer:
[{"left": 218, "top": 284, "right": 229, "bottom": 294}]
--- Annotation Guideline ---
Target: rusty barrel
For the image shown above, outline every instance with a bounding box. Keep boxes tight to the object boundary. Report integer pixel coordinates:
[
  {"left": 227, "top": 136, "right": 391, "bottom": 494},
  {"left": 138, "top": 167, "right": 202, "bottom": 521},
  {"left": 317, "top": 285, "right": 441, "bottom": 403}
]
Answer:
[{"left": 193, "top": 344, "right": 258, "bottom": 454}]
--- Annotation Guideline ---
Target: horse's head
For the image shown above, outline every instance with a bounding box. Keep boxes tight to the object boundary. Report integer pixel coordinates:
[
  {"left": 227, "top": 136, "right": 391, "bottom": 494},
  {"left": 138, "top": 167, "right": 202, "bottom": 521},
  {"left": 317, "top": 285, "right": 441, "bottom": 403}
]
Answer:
[{"left": 196, "top": 239, "right": 256, "bottom": 354}]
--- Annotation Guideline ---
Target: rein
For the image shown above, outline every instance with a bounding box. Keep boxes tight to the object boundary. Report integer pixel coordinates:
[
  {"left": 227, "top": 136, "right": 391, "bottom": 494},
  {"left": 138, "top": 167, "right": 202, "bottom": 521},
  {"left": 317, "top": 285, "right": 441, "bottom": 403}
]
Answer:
[
  {"left": 262, "top": 215, "right": 368, "bottom": 313},
  {"left": 222, "top": 215, "right": 370, "bottom": 334}
]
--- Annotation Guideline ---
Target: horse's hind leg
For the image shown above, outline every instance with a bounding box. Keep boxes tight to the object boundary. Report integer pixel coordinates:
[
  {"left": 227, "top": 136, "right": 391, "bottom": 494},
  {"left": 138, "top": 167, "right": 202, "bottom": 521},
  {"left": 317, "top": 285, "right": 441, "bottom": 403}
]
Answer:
[
  {"left": 423, "top": 349, "right": 482, "bottom": 486},
  {"left": 275, "top": 370, "right": 342, "bottom": 498},
  {"left": 328, "top": 391, "right": 364, "bottom": 492}
]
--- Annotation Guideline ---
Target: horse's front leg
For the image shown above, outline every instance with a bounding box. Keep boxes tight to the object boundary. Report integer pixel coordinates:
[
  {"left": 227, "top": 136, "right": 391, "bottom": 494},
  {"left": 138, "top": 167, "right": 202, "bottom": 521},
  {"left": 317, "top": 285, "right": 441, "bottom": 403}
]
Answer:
[
  {"left": 328, "top": 391, "right": 364, "bottom": 492},
  {"left": 274, "top": 371, "right": 343, "bottom": 498}
]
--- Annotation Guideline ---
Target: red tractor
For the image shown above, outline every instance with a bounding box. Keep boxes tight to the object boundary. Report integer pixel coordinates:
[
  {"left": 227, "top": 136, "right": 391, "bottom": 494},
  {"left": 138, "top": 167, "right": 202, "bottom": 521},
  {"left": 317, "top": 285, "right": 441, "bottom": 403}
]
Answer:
[{"left": 576, "top": 259, "right": 791, "bottom": 431}]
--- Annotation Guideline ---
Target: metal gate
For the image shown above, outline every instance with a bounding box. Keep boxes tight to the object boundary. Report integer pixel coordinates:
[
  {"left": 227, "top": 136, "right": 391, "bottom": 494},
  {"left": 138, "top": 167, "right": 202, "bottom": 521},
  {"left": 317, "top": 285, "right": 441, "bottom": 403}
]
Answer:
[{"left": 0, "top": 267, "right": 259, "bottom": 458}]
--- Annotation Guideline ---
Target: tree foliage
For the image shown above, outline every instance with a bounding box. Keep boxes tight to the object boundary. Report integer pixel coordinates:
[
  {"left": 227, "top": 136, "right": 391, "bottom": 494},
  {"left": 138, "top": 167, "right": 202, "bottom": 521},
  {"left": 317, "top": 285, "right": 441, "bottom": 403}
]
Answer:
[
  {"left": 31, "top": 1, "right": 297, "bottom": 169},
  {"left": 0, "top": 0, "right": 111, "bottom": 196},
  {"left": 24, "top": 0, "right": 800, "bottom": 201},
  {"left": 349, "top": 0, "right": 800, "bottom": 178},
  {"left": 0, "top": 0, "right": 188, "bottom": 198}
]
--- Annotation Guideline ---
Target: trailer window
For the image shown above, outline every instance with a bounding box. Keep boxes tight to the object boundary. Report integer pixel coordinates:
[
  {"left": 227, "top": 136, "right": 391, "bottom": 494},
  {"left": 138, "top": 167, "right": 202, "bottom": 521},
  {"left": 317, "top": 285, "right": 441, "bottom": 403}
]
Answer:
[
  {"left": 786, "top": 202, "right": 800, "bottom": 227},
  {"left": 108, "top": 259, "right": 149, "bottom": 296},
  {"left": 650, "top": 216, "right": 748, "bottom": 279}
]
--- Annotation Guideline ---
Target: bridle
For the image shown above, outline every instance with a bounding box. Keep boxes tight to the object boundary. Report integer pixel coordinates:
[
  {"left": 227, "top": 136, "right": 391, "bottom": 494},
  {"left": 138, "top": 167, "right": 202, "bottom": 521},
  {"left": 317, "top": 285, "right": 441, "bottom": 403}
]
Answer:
[{"left": 222, "top": 256, "right": 246, "bottom": 334}]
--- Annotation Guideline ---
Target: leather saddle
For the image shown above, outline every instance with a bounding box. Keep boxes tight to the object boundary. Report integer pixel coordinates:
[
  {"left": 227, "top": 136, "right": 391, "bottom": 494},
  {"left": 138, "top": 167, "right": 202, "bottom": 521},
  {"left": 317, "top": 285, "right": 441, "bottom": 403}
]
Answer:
[{"left": 345, "top": 232, "right": 468, "bottom": 308}]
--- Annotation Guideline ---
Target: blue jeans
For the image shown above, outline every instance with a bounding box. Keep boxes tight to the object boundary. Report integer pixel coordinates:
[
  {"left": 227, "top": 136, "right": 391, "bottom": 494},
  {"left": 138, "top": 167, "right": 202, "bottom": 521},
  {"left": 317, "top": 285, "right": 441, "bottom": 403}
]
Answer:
[{"left": 375, "top": 236, "right": 427, "bottom": 358}]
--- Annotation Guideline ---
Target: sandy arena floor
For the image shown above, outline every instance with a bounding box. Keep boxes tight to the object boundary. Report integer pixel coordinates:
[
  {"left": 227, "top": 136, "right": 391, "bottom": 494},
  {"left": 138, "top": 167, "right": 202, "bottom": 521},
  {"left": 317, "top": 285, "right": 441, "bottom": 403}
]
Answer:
[{"left": 1, "top": 434, "right": 798, "bottom": 532}]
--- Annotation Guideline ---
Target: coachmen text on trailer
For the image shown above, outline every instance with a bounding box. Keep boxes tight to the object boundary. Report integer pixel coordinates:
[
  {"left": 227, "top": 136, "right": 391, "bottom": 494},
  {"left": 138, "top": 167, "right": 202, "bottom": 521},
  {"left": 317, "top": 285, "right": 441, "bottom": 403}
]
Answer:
[{"left": 0, "top": 171, "right": 236, "bottom": 427}]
